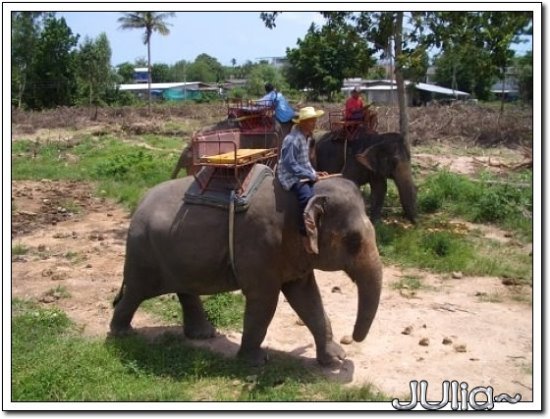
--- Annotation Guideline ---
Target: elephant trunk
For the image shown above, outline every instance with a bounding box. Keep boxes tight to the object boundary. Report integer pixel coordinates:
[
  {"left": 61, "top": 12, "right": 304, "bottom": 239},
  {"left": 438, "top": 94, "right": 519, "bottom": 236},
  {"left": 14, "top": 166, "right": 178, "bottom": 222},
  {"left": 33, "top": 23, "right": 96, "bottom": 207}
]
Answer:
[{"left": 347, "top": 255, "right": 383, "bottom": 342}]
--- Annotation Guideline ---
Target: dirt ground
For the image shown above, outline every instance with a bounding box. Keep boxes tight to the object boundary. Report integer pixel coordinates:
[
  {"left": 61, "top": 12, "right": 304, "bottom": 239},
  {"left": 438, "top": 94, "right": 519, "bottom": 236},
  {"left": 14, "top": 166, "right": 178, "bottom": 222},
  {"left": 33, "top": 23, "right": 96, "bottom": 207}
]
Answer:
[{"left": 11, "top": 172, "right": 533, "bottom": 402}]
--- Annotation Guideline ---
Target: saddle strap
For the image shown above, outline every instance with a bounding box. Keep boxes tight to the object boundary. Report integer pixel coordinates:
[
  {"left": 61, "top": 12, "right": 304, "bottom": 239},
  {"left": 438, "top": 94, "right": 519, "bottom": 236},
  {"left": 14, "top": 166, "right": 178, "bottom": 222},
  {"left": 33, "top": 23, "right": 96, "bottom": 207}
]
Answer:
[{"left": 228, "top": 190, "right": 239, "bottom": 280}]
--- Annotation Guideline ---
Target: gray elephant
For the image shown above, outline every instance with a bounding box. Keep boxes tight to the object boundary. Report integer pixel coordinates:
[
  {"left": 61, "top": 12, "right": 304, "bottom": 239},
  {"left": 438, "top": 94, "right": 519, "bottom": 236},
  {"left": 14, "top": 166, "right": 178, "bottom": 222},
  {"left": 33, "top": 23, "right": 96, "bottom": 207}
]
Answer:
[
  {"left": 110, "top": 172, "right": 383, "bottom": 366},
  {"left": 314, "top": 127, "right": 417, "bottom": 223}
]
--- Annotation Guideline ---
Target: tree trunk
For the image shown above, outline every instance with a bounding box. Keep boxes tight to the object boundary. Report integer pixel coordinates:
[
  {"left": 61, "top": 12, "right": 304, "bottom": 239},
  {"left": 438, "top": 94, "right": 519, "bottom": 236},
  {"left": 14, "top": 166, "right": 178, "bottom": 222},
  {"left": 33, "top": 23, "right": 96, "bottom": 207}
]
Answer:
[
  {"left": 394, "top": 12, "right": 410, "bottom": 153},
  {"left": 147, "top": 37, "right": 152, "bottom": 115}
]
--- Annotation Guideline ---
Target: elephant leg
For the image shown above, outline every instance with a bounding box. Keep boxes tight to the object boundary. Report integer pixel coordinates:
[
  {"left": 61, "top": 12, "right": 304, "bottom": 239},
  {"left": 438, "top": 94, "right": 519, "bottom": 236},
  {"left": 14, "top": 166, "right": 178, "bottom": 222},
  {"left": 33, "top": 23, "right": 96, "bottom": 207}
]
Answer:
[
  {"left": 393, "top": 161, "right": 417, "bottom": 223},
  {"left": 110, "top": 290, "right": 143, "bottom": 335},
  {"left": 369, "top": 175, "right": 387, "bottom": 222},
  {"left": 237, "top": 289, "right": 279, "bottom": 366},
  {"left": 110, "top": 262, "right": 160, "bottom": 335},
  {"left": 177, "top": 293, "right": 216, "bottom": 339},
  {"left": 281, "top": 272, "right": 346, "bottom": 366}
]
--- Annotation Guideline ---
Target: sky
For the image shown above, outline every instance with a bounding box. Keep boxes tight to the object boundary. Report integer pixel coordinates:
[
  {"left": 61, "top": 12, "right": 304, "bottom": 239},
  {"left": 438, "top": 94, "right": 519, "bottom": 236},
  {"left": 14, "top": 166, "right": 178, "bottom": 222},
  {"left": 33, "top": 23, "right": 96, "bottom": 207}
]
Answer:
[
  {"left": 57, "top": 11, "right": 326, "bottom": 67},
  {"left": 10, "top": 5, "right": 533, "bottom": 69}
]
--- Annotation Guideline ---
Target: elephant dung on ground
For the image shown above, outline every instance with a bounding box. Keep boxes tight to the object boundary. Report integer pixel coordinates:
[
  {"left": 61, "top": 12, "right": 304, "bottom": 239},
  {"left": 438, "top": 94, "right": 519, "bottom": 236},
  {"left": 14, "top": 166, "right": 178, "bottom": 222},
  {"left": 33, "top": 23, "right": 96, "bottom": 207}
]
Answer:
[
  {"left": 110, "top": 172, "right": 383, "bottom": 366},
  {"left": 314, "top": 127, "right": 417, "bottom": 223}
]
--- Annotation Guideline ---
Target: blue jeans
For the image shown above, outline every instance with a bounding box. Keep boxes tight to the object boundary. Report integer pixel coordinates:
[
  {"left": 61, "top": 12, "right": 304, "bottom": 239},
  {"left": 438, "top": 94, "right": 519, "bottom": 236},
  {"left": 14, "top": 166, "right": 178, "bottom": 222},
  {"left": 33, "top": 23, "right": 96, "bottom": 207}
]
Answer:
[{"left": 291, "top": 181, "right": 314, "bottom": 235}]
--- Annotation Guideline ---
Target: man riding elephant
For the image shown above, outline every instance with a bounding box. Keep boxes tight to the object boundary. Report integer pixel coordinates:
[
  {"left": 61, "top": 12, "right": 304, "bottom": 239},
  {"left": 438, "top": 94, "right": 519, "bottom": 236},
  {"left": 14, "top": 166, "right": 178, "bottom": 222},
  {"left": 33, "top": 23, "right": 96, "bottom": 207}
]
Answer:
[{"left": 276, "top": 106, "right": 328, "bottom": 254}]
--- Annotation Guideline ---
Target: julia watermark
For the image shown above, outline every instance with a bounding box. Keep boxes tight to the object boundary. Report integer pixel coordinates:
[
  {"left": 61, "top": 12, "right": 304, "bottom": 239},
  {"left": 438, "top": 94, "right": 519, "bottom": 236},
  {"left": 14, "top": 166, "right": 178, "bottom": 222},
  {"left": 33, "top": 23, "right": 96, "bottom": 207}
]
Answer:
[{"left": 392, "top": 380, "right": 522, "bottom": 410}]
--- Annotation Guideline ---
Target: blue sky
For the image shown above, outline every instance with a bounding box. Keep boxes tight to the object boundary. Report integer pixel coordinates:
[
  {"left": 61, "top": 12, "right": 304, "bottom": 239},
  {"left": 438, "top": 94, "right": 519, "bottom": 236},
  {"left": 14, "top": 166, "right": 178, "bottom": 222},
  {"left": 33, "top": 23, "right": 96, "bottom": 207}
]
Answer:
[
  {"left": 58, "top": 11, "right": 326, "bottom": 67},
  {"left": 55, "top": 9, "right": 533, "bottom": 69}
]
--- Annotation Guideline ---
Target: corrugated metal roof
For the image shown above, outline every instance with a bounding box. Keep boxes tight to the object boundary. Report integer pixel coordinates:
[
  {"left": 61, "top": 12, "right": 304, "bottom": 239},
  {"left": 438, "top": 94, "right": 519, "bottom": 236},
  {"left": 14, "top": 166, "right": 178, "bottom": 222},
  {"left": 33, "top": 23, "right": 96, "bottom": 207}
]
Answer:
[
  {"left": 414, "top": 82, "right": 470, "bottom": 97},
  {"left": 119, "top": 82, "right": 203, "bottom": 91}
]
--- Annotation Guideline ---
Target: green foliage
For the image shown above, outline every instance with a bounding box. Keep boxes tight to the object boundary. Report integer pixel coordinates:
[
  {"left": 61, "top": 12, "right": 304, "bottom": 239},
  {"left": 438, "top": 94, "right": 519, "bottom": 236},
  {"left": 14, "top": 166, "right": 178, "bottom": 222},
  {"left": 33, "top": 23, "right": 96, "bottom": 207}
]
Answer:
[
  {"left": 25, "top": 15, "right": 79, "bottom": 109},
  {"left": 11, "top": 12, "right": 53, "bottom": 108},
  {"left": 375, "top": 219, "right": 532, "bottom": 282},
  {"left": 142, "top": 292, "right": 245, "bottom": 330},
  {"left": 417, "top": 170, "right": 532, "bottom": 237},
  {"left": 203, "top": 293, "right": 245, "bottom": 329},
  {"left": 515, "top": 51, "right": 533, "bottom": 103},
  {"left": 11, "top": 299, "right": 386, "bottom": 401},
  {"left": 247, "top": 64, "right": 287, "bottom": 96},
  {"left": 116, "top": 62, "right": 136, "bottom": 83},
  {"left": 75, "top": 33, "right": 114, "bottom": 108},
  {"left": 285, "top": 22, "right": 375, "bottom": 100},
  {"left": 187, "top": 53, "right": 225, "bottom": 83}
]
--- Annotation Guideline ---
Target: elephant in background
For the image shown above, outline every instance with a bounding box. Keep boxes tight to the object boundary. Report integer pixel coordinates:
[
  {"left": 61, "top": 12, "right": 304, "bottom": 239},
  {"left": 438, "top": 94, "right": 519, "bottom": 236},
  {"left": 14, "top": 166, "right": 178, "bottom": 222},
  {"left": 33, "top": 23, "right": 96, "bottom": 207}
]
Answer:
[
  {"left": 110, "top": 174, "right": 383, "bottom": 366},
  {"left": 313, "top": 127, "right": 417, "bottom": 223}
]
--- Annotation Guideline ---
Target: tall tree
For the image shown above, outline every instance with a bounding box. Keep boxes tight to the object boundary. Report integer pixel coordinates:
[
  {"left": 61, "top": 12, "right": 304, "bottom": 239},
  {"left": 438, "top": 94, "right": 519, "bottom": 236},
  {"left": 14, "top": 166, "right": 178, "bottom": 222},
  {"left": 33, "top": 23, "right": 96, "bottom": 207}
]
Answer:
[
  {"left": 30, "top": 15, "right": 79, "bottom": 108},
  {"left": 282, "top": 22, "right": 374, "bottom": 100},
  {"left": 11, "top": 12, "right": 53, "bottom": 108},
  {"left": 117, "top": 12, "right": 175, "bottom": 112},
  {"left": 75, "top": 33, "right": 113, "bottom": 118},
  {"left": 477, "top": 11, "right": 532, "bottom": 114}
]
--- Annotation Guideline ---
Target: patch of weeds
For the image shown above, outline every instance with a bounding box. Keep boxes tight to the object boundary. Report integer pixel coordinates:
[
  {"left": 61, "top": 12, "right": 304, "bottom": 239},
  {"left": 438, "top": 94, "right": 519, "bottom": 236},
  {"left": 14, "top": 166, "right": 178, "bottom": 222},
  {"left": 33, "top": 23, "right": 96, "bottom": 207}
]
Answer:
[
  {"left": 141, "top": 294, "right": 182, "bottom": 323},
  {"left": 59, "top": 199, "right": 81, "bottom": 214},
  {"left": 391, "top": 275, "right": 425, "bottom": 291},
  {"left": 475, "top": 292, "right": 503, "bottom": 303},
  {"left": 44, "top": 285, "right": 71, "bottom": 300},
  {"left": 417, "top": 169, "right": 532, "bottom": 238},
  {"left": 141, "top": 292, "right": 245, "bottom": 330},
  {"left": 64, "top": 251, "right": 87, "bottom": 264},
  {"left": 203, "top": 292, "right": 245, "bottom": 329},
  {"left": 12, "top": 242, "right": 29, "bottom": 255}
]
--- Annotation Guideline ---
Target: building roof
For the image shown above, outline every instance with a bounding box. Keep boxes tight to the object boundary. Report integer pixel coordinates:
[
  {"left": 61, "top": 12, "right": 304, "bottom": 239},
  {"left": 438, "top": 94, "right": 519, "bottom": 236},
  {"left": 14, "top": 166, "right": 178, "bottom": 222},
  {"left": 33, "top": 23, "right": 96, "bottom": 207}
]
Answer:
[
  {"left": 414, "top": 82, "right": 470, "bottom": 97},
  {"left": 119, "top": 82, "right": 205, "bottom": 91}
]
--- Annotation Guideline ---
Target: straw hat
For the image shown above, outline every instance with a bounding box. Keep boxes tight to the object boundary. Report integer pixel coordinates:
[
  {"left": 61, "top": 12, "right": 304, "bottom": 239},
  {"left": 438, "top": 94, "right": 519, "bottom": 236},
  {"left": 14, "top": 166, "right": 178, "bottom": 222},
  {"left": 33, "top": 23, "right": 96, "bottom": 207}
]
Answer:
[{"left": 292, "top": 106, "right": 325, "bottom": 123}]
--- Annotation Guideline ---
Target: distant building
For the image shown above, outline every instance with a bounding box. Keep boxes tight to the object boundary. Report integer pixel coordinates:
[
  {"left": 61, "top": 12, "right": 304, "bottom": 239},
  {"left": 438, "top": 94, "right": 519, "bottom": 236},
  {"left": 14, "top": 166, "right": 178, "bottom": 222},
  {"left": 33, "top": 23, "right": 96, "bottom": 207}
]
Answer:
[
  {"left": 255, "top": 56, "right": 288, "bottom": 69},
  {"left": 342, "top": 78, "right": 470, "bottom": 106},
  {"left": 490, "top": 67, "right": 520, "bottom": 101},
  {"left": 118, "top": 81, "right": 218, "bottom": 101},
  {"left": 133, "top": 67, "right": 149, "bottom": 83}
]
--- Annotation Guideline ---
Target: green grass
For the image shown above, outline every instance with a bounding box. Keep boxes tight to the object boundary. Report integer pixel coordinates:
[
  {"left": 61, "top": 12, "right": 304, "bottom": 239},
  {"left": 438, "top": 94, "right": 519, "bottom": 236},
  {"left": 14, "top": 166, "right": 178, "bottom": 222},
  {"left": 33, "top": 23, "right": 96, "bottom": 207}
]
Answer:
[
  {"left": 141, "top": 292, "right": 245, "bottom": 330},
  {"left": 12, "top": 242, "right": 29, "bottom": 256},
  {"left": 11, "top": 299, "right": 387, "bottom": 402},
  {"left": 415, "top": 169, "right": 532, "bottom": 240},
  {"left": 375, "top": 219, "right": 532, "bottom": 284},
  {"left": 391, "top": 275, "right": 427, "bottom": 291},
  {"left": 12, "top": 136, "right": 179, "bottom": 211}
]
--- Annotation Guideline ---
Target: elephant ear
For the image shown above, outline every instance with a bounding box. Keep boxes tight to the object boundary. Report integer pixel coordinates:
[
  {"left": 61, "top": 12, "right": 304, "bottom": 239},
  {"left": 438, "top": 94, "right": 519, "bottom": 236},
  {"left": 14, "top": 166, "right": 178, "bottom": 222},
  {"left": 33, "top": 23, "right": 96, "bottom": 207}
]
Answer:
[
  {"left": 356, "top": 143, "right": 395, "bottom": 177},
  {"left": 303, "top": 195, "right": 327, "bottom": 255},
  {"left": 355, "top": 145, "right": 376, "bottom": 172}
]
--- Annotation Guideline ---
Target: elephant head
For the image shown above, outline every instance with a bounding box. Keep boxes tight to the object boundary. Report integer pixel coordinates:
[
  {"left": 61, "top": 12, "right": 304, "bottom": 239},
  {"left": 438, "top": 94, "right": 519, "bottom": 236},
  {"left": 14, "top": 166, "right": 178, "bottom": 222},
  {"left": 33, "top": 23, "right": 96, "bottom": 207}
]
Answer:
[
  {"left": 301, "top": 178, "right": 383, "bottom": 342},
  {"left": 314, "top": 128, "right": 417, "bottom": 223}
]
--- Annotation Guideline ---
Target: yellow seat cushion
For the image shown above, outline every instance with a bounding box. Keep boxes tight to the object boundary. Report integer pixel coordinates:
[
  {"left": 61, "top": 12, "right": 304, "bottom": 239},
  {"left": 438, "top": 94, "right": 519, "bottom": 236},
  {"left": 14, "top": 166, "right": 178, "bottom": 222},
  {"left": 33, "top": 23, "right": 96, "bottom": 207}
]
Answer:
[{"left": 200, "top": 149, "right": 271, "bottom": 164}]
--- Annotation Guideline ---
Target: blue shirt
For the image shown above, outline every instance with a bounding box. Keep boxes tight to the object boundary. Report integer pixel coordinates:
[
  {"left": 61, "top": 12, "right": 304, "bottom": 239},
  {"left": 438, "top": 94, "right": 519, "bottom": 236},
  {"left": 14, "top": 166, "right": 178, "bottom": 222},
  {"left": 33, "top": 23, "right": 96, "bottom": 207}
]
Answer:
[
  {"left": 276, "top": 125, "right": 316, "bottom": 190},
  {"left": 258, "top": 91, "right": 295, "bottom": 123}
]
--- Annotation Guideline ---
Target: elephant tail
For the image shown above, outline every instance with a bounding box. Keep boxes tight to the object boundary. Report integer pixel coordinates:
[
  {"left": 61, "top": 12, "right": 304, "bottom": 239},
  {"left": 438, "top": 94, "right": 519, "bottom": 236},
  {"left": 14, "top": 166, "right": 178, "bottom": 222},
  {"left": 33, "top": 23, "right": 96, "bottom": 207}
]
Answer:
[{"left": 112, "top": 283, "right": 125, "bottom": 308}]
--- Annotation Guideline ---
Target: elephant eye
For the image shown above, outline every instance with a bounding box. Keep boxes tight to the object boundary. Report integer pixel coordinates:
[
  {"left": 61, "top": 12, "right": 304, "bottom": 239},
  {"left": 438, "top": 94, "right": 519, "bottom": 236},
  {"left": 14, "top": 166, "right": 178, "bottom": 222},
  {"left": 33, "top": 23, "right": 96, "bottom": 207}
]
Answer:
[{"left": 344, "top": 231, "right": 362, "bottom": 256}]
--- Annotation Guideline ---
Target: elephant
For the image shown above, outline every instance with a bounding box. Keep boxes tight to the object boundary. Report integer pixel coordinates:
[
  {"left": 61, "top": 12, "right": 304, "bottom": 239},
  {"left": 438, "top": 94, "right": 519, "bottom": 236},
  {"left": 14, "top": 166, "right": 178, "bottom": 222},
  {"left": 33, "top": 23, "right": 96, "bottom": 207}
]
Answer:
[
  {"left": 314, "top": 126, "right": 417, "bottom": 223},
  {"left": 110, "top": 171, "right": 383, "bottom": 366},
  {"left": 171, "top": 118, "right": 292, "bottom": 179}
]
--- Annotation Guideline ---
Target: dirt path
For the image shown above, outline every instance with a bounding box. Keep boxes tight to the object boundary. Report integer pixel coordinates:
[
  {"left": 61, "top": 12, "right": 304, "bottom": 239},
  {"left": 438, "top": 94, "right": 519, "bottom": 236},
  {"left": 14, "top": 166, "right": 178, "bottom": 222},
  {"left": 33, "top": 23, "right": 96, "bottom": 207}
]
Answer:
[{"left": 11, "top": 180, "right": 533, "bottom": 401}]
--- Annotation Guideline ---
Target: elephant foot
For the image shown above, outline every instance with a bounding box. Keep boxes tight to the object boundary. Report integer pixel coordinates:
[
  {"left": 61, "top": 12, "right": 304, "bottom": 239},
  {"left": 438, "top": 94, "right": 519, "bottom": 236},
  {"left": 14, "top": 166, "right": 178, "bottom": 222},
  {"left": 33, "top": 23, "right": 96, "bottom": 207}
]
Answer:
[
  {"left": 317, "top": 341, "right": 347, "bottom": 366},
  {"left": 237, "top": 347, "right": 270, "bottom": 367},
  {"left": 108, "top": 324, "right": 135, "bottom": 338},
  {"left": 184, "top": 322, "right": 217, "bottom": 340}
]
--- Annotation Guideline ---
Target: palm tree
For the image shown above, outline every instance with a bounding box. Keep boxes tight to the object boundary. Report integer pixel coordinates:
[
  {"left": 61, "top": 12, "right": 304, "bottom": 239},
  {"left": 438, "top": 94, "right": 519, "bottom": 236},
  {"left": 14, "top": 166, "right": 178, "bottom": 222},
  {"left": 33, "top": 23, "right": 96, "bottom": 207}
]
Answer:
[{"left": 118, "top": 12, "right": 175, "bottom": 113}]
